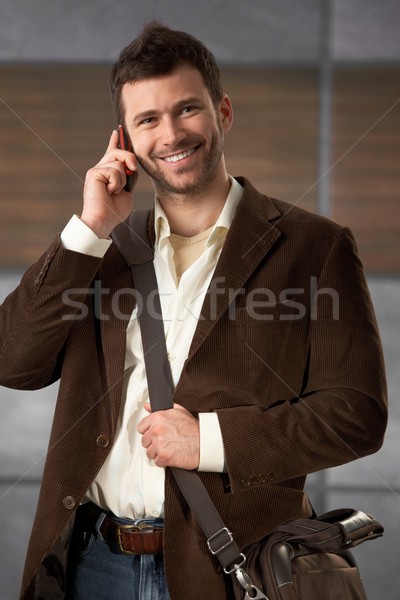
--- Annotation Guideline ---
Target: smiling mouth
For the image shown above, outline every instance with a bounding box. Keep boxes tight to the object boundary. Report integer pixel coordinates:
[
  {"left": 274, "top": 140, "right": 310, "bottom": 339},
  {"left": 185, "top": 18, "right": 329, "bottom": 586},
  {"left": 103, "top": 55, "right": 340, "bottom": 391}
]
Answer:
[{"left": 162, "top": 146, "right": 199, "bottom": 163}]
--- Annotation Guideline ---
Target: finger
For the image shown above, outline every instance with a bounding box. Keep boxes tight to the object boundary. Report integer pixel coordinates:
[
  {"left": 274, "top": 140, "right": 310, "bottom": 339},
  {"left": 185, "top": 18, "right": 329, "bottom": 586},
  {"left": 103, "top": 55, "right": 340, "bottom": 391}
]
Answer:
[
  {"left": 100, "top": 150, "right": 137, "bottom": 177},
  {"left": 106, "top": 166, "right": 125, "bottom": 196},
  {"left": 141, "top": 432, "right": 151, "bottom": 449},
  {"left": 137, "top": 416, "right": 151, "bottom": 435},
  {"left": 145, "top": 443, "right": 156, "bottom": 459},
  {"left": 106, "top": 129, "right": 119, "bottom": 153},
  {"left": 122, "top": 151, "right": 137, "bottom": 174},
  {"left": 97, "top": 140, "right": 137, "bottom": 174}
]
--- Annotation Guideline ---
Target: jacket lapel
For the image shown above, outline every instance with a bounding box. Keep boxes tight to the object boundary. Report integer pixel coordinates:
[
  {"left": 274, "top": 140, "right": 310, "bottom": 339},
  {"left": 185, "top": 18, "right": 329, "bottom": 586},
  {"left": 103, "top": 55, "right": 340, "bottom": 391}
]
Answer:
[{"left": 187, "top": 177, "right": 282, "bottom": 360}]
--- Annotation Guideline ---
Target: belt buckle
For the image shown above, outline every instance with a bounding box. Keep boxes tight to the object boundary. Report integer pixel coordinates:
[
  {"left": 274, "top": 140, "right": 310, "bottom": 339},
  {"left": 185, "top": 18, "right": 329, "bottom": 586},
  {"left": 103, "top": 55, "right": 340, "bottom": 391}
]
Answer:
[{"left": 116, "top": 523, "right": 143, "bottom": 555}]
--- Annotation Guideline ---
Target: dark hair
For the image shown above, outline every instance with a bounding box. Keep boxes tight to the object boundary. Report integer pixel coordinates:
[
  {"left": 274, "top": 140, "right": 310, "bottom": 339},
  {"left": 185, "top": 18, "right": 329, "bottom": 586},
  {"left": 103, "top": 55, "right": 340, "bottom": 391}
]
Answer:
[{"left": 110, "top": 21, "right": 223, "bottom": 125}]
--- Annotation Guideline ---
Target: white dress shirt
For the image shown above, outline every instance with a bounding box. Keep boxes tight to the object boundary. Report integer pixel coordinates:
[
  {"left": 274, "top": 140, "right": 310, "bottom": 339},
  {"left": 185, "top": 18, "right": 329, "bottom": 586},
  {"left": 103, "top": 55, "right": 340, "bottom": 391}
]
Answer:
[{"left": 60, "top": 176, "right": 243, "bottom": 518}]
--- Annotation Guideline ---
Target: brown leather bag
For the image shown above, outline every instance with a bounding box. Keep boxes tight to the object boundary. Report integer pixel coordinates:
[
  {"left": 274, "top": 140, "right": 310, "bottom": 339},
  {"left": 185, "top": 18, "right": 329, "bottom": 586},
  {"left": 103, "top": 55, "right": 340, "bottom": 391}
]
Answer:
[{"left": 230, "top": 509, "right": 383, "bottom": 599}]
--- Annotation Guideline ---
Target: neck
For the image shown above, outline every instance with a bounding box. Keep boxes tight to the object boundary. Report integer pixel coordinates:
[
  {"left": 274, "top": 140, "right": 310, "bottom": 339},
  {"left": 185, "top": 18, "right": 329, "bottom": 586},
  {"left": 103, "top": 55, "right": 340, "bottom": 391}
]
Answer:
[{"left": 156, "top": 167, "right": 231, "bottom": 237}]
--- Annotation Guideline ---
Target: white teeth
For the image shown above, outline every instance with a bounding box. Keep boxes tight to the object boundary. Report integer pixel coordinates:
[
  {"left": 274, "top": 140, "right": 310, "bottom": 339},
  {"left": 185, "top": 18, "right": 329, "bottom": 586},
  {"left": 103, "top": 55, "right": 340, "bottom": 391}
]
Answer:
[{"left": 164, "top": 147, "right": 196, "bottom": 163}]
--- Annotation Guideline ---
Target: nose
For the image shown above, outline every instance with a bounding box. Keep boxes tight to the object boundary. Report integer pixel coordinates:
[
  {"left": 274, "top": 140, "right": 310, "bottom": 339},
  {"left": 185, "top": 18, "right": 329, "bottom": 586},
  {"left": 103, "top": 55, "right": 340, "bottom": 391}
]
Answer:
[{"left": 161, "top": 116, "right": 187, "bottom": 148}]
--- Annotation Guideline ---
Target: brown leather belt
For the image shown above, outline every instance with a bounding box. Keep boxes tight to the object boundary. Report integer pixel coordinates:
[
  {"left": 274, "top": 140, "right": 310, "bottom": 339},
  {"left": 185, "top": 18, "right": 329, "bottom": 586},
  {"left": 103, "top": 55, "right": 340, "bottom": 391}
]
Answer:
[{"left": 76, "top": 503, "right": 163, "bottom": 555}]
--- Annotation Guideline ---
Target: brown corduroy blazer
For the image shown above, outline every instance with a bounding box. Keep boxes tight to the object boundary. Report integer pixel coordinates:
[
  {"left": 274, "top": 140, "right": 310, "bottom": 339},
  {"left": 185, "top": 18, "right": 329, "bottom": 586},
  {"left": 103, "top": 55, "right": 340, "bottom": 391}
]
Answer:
[{"left": 0, "top": 178, "right": 387, "bottom": 599}]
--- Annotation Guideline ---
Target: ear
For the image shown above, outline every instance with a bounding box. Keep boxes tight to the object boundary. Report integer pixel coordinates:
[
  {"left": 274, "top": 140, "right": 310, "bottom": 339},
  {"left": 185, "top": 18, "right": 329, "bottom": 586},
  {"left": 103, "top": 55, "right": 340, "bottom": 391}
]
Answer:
[{"left": 219, "top": 94, "right": 234, "bottom": 133}]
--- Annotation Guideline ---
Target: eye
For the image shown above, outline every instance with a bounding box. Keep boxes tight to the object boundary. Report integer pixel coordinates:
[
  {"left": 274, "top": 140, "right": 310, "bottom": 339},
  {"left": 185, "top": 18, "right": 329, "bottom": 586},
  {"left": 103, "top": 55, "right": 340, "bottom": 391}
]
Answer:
[
  {"left": 180, "top": 105, "right": 200, "bottom": 115},
  {"left": 140, "top": 117, "right": 156, "bottom": 125}
]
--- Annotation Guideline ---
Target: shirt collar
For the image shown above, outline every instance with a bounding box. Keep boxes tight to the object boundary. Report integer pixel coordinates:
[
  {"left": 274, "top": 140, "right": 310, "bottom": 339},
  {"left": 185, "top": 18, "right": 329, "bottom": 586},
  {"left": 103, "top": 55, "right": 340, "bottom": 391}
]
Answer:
[{"left": 154, "top": 175, "right": 243, "bottom": 248}]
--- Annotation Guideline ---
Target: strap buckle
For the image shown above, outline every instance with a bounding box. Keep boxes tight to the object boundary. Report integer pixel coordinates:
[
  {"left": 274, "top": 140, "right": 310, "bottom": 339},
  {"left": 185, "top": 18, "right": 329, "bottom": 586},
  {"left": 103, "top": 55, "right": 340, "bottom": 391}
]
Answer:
[{"left": 207, "top": 527, "right": 234, "bottom": 556}]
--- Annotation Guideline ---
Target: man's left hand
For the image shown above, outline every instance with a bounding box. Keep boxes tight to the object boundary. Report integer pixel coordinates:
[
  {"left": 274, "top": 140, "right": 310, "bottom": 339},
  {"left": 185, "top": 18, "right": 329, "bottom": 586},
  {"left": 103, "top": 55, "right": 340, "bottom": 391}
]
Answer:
[{"left": 137, "top": 403, "right": 200, "bottom": 469}]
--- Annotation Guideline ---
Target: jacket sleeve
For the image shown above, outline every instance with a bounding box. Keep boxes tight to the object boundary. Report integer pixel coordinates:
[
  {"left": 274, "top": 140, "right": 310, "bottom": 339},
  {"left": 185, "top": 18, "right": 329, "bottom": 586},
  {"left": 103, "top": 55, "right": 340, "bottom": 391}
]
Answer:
[
  {"left": 217, "top": 227, "right": 388, "bottom": 493},
  {"left": 0, "top": 236, "right": 102, "bottom": 390}
]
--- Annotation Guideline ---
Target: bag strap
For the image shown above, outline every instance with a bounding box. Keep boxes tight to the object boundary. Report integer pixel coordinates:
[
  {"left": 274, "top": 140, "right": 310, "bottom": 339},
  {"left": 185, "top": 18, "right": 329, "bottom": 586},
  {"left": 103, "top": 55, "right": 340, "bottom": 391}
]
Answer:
[
  {"left": 272, "top": 508, "right": 383, "bottom": 552},
  {"left": 111, "top": 211, "right": 245, "bottom": 572}
]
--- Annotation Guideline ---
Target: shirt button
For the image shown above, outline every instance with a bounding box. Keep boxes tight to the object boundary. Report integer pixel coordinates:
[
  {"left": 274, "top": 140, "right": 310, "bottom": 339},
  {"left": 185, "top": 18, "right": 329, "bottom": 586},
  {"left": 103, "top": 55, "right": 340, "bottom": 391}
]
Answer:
[
  {"left": 63, "top": 496, "right": 76, "bottom": 510},
  {"left": 153, "top": 511, "right": 160, "bottom": 518},
  {"left": 168, "top": 353, "right": 176, "bottom": 362},
  {"left": 96, "top": 435, "right": 110, "bottom": 448}
]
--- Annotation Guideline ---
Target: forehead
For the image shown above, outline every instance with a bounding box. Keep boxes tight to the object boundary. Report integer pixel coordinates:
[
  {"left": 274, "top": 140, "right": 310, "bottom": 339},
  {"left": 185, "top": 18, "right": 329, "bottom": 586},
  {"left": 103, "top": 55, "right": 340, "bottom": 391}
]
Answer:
[{"left": 121, "top": 64, "right": 212, "bottom": 119}]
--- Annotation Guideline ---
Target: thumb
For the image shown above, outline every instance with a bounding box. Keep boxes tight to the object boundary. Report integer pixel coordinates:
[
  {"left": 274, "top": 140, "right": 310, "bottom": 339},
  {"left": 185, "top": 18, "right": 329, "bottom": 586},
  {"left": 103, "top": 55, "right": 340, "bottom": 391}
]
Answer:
[{"left": 143, "top": 402, "right": 152, "bottom": 413}]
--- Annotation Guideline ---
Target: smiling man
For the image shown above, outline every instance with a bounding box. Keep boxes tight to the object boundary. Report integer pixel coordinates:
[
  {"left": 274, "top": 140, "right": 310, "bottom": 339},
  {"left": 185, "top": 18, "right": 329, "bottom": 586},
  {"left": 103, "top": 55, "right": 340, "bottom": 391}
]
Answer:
[{"left": 0, "top": 21, "right": 387, "bottom": 600}]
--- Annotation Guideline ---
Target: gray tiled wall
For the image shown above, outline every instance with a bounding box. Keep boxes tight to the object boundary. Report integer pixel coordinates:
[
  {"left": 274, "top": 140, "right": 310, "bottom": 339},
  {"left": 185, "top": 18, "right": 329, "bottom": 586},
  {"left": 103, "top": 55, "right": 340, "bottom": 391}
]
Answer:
[{"left": 0, "top": 0, "right": 399, "bottom": 63}]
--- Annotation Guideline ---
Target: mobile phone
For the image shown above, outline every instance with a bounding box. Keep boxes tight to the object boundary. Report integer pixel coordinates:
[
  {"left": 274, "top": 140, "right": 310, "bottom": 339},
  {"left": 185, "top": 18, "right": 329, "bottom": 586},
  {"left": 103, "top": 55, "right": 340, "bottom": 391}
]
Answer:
[{"left": 118, "top": 126, "right": 135, "bottom": 192}]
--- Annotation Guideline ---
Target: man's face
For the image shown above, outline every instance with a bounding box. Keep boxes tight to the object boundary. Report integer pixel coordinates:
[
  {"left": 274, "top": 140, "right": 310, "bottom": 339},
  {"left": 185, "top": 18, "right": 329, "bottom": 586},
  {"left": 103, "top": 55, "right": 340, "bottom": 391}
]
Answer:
[{"left": 121, "top": 63, "right": 232, "bottom": 197}]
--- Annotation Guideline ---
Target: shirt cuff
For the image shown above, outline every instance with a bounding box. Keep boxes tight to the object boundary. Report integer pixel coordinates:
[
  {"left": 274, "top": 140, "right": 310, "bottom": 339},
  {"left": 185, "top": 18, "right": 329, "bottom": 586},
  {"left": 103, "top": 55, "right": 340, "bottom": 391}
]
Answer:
[
  {"left": 198, "top": 413, "right": 225, "bottom": 472},
  {"left": 60, "top": 215, "right": 112, "bottom": 258}
]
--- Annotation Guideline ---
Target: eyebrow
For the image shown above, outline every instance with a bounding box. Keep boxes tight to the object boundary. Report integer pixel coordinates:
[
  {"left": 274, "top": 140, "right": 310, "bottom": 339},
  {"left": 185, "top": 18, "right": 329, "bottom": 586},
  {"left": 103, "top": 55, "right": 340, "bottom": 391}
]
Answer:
[
  {"left": 132, "top": 96, "right": 204, "bottom": 126},
  {"left": 132, "top": 110, "right": 157, "bottom": 125}
]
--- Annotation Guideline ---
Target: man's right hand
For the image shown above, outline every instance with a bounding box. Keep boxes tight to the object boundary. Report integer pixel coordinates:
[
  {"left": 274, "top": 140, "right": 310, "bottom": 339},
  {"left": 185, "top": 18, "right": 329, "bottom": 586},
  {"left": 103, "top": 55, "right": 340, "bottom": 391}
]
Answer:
[{"left": 80, "top": 130, "right": 138, "bottom": 239}]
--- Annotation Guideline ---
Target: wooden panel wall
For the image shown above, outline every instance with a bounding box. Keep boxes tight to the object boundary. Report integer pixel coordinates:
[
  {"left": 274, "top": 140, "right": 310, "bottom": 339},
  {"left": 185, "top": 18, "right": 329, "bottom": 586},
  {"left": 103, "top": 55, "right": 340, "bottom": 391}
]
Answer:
[
  {"left": 223, "top": 67, "right": 319, "bottom": 213},
  {"left": 0, "top": 64, "right": 399, "bottom": 271},
  {"left": 331, "top": 67, "right": 400, "bottom": 273},
  {"left": 1, "top": 65, "right": 125, "bottom": 265}
]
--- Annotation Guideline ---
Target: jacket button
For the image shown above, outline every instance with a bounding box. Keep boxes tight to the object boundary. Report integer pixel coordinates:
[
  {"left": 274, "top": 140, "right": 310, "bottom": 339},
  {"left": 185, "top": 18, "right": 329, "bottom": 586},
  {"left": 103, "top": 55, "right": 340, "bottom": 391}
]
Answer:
[
  {"left": 249, "top": 475, "right": 258, "bottom": 486},
  {"left": 63, "top": 496, "right": 76, "bottom": 510},
  {"left": 241, "top": 478, "right": 251, "bottom": 488},
  {"left": 96, "top": 435, "right": 110, "bottom": 448},
  {"left": 266, "top": 472, "right": 274, "bottom": 481}
]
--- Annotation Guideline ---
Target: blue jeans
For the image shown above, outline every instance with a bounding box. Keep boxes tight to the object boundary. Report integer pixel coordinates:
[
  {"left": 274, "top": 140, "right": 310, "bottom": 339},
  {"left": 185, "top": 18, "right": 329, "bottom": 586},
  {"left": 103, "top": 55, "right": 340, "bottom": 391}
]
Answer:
[{"left": 67, "top": 510, "right": 171, "bottom": 600}]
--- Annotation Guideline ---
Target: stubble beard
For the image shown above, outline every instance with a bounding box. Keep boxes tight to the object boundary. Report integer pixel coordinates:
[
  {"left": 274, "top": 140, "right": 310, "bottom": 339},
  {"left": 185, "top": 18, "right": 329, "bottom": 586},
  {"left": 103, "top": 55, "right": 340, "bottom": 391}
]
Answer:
[{"left": 136, "top": 129, "right": 225, "bottom": 197}]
